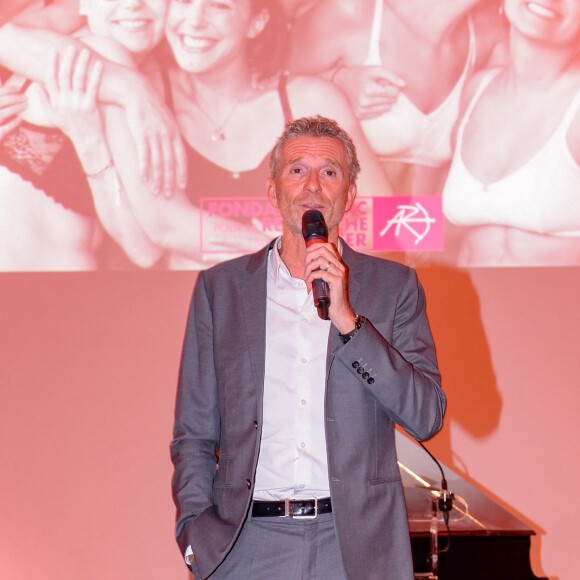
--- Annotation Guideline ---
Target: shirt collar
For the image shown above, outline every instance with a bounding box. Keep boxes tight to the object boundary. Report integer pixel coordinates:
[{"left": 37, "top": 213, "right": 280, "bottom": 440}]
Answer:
[
  {"left": 269, "top": 236, "right": 343, "bottom": 286},
  {"left": 270, "top": 237, "right": 286, "bottom": 286}
]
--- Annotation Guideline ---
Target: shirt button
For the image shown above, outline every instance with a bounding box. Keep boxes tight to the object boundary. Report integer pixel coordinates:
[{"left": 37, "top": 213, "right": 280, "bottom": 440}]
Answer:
[
  {"left": 301, "top": 399, "right": 307, "bottom": 406},
  {"left": 300, "top": 442, "right": 306, "bottom": 449},
  {"left": 301, "top": 358, "right": 308, "bottom": 364},
  {"left": 302, "top": 317, "right": 309, "bottom": 324}
]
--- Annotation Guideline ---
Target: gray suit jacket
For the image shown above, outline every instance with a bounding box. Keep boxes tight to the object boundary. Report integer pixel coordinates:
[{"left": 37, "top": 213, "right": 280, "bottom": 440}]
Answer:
[{"left": 171, "top": 239, "right": 445, "bottom": 580}]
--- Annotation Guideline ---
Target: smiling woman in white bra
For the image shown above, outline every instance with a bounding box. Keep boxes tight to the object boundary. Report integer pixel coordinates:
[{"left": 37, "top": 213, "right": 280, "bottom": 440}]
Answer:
[
  {"left": 442, "top": 0, "right": 580, "bottom": 267},
  {"left": 286, "top": 0, "right": 504, "bottom": 196}
]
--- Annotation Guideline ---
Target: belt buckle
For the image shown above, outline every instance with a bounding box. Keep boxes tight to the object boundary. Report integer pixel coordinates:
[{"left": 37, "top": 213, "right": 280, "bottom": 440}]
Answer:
[{"left": 291, "top": 497, "right": 318, "bottom": 520}]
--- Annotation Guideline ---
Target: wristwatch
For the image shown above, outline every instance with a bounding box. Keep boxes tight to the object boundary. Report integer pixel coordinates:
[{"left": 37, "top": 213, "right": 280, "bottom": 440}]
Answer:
[{"left": 339, "top": 315, "right": 366, "bottom": 344}]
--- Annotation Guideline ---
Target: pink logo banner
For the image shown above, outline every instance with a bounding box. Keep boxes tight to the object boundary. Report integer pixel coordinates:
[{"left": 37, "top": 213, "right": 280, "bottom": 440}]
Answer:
[
  {"left": 339, "top": 196, "right": 444, "bottom": 253},
  {"left": 199, "top": 195, "right": 444, "bottom": 257}
]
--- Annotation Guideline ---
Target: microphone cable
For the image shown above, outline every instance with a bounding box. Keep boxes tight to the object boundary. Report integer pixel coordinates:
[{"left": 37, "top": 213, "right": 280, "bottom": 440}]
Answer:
[{"left": 418, "top": 440, "right": 454, "bottom": 553}]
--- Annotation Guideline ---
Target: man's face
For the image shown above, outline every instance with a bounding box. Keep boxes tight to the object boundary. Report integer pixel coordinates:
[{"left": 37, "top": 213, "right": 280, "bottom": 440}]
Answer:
[{"left": 267, "top": 135, "right": 357, "bottom": 241}]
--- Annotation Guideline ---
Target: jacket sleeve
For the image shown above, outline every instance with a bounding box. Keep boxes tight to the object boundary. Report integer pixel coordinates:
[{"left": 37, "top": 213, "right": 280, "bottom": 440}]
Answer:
[
  {"left": 170, "top": 271, "right": 230, "bottom": 578},
  {"left": 333, "top": 267, "right": 445, "bottom": 441}
]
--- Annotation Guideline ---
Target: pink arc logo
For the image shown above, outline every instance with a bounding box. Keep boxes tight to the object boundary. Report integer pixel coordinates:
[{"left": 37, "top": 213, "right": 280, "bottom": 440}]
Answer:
[{"left": 371, "top": 196, "right": 444, "bottom": 252}]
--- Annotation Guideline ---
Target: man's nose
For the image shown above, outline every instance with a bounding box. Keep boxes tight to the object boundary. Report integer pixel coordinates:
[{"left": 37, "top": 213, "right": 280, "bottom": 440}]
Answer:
[{"left": 304, "top": 172, "right": 321, "bottom": 193}]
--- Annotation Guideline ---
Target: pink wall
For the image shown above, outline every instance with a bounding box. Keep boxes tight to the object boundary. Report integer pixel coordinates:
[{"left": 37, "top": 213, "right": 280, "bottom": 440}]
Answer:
[
  {"left": 419, "top": 265, "right": 580, "bottom": 580},
  {"left": 1, "top": 266, "right": 578, "bottom": 579},
  {"left": 0, "top": 272, "right": 194, "bottom": 579}
]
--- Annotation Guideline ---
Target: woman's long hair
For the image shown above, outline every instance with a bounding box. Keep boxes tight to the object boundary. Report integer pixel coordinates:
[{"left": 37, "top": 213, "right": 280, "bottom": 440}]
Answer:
[{"left": 247, "top": 0, "right": 288, "bottom": 80}]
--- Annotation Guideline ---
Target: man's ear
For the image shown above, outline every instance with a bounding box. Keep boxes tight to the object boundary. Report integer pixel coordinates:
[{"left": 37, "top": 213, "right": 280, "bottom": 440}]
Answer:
[
  {"left": 266, "top": 178, "right": 279, "bottom": 208},
  {"left": 344, "top": 183, "right": 357, "bottom": 213},
  {"left": 247, "top": 8, "right": 270, "bottom": 39}
]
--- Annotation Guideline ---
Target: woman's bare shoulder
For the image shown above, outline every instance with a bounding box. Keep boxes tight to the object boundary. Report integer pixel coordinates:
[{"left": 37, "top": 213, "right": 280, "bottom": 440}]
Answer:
[
  {"left": 283, "top": 73, "right": 361, "bottom": 127},
  {"left": 284, "top": 73, "right": 350, "bottom": 107},
  {"left": 301, "top": 0, "right": 370, "bottom": 23},
  {"left": 289, "top": 0, "right": 371, "bottom": 47}
]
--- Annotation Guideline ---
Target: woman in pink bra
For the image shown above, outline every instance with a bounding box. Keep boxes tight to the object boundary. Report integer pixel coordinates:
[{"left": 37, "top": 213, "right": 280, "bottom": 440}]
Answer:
[
  {"left": 286, "top": 0, "right": 504, "bottom": 196},
  {"left": 442, "top": 0, "right": 580, "bottom": 266}
]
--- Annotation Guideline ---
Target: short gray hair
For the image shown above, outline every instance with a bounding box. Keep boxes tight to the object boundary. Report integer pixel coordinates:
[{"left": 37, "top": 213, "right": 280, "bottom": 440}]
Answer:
[{"left": 269, "top": 115, "right": 360, "bottom": 185}]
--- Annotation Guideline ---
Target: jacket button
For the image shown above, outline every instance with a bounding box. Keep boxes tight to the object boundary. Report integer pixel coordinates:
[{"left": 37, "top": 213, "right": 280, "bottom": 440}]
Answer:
[
  {"left": 362, "top": 372, "right": 369, "bottom": 379},
  {"left": 352, "top": 361, "right": 360, "bottom": 369},
  {"left": 367, "top": 377, "right": 375, "bottom": 385},
  {"left": 246, "top": 479, "right": 252, "bottom": 489},
  {"left": 357, "top": 367, "right": 364, "bottom": 374},
  {"left": 253, "top": 421, "right": 258, "bottom": 429}
]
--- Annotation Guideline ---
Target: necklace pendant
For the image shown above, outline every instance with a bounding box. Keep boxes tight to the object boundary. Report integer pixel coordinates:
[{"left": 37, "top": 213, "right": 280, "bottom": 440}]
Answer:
[{"left": 211, "top": 128, "right": 225, "bottom": 142}]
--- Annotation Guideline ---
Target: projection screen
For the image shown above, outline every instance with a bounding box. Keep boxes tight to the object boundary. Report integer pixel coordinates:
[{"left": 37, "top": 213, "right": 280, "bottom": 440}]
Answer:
[{"left": 1, "top": 0, "right": 579, "bottom": 271}]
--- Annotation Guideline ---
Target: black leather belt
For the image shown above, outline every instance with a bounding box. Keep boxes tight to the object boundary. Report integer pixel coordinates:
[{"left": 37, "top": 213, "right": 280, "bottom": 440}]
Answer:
[{"left": 252, "top": 497, "right": 332, "bottom": 518}]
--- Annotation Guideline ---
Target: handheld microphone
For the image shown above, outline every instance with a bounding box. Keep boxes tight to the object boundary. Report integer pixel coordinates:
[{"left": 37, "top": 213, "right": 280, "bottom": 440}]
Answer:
[{"left": 302, "top": 209, "right": 330, "bottom": 320}]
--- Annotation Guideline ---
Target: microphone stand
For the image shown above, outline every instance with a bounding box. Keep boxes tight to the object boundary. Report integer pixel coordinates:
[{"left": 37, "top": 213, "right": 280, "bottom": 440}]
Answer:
[{"left": 413, "top": 442, "right": 454, "bottom": 580}]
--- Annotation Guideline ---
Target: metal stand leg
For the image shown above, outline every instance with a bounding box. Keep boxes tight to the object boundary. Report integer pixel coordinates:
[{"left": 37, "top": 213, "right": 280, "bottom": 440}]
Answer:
[{"left": 414, "top": 497, "right": 439, "bottom": 580}]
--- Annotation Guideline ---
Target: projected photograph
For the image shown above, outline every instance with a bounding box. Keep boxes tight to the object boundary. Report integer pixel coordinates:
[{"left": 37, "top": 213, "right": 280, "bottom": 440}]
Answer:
[{"left": 1, "top": 0, "right": 580, "bottom": 270}]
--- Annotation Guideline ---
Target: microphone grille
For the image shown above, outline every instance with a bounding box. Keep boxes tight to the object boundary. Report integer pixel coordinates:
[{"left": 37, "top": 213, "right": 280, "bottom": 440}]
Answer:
[{"left": 302, "top": 210, "right": 327, "bottom": 240}]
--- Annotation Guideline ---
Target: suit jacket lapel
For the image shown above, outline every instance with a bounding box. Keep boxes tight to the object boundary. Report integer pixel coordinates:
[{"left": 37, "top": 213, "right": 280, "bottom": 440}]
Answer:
[
  {"left": 240, "top": 239, "right": 363, "bottom": 388},
  {"left": 239, "top": 241, "right": 275, "bottom": 410}
]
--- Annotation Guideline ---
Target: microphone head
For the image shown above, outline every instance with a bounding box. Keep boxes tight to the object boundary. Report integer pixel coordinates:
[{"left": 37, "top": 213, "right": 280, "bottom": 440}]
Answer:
[{"left": 302, "top": 209, "right": 328, "bottom": 242}]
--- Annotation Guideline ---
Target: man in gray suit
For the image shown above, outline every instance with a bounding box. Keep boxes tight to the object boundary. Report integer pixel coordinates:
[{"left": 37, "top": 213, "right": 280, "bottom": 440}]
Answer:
[{"left": 171, "top": 116, "right": 445, "bottom": 580}]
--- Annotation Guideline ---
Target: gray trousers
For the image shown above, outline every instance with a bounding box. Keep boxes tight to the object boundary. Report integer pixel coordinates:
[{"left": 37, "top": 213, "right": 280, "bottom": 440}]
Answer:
[{"left": 209, "top": 510, "right": 349, "bottom": 580}]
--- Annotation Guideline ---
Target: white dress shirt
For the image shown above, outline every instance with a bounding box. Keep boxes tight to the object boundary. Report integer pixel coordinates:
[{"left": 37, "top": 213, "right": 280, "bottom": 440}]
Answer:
[
  {"left": 253, "top": 238, "right": 332, "bottom": 500},
  {"left": 186, "top": 240, "right": 336, "bottom": 563}
]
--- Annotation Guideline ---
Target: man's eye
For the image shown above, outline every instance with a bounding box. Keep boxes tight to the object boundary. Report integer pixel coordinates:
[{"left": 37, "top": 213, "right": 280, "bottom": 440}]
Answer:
[
  {"left": 290, "top": 167, "right": 303, "bottom": 174},
  {"left": 324, "top": 170, "right": 337, "bottom": 177}
]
